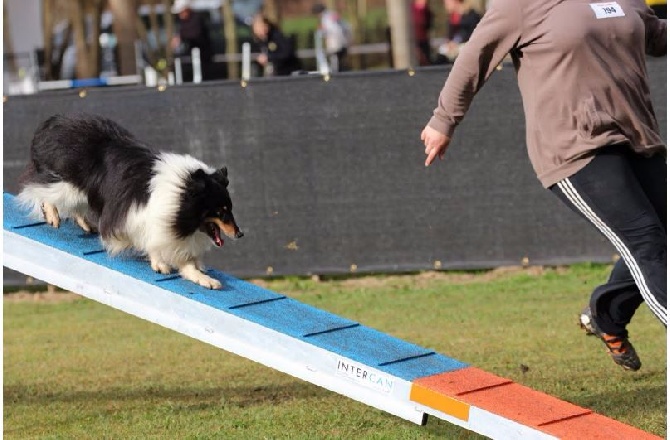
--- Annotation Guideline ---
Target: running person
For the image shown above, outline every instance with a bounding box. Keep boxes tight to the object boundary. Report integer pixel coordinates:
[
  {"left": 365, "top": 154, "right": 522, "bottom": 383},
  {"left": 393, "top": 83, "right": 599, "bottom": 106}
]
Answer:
[{"left": 421, "top": 0, "right": 666, "bottom": 371}]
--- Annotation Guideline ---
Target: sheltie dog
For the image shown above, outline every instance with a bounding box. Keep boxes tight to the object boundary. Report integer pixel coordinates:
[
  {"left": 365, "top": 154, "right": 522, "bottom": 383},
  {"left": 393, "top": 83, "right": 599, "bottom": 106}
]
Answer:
[{"left": 18, "top": 113, "right": 243, "bottom": 289}]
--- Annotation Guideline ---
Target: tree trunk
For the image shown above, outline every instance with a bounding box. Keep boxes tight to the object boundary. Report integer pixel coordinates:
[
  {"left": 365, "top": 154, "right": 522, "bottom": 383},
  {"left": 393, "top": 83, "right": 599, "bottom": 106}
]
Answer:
[
  {"left": 385, "top": 0, "right": 416, "bottom": 69},
  {"left": 222, "top": 0, "right": 238, "bottom": 80},
  {"left": 147, "top": 0, "right": 163, "bottom": 73},
  {"left": 42, "top": 0, "right": 55, "bottom": 80},
  {"left": 163, "top": 0, "right": 174, "bottom": 73},
  {"left": 346, "top": 0, "right": 362, "bottom": 70},
  {"left": 70, "top": 0, "right": 104, "bottom": 79},
  {"left": 3, "top": 2, "right": 18, "bottom": 75},
  {"left": 264, "top": 0, "right": 280, "bottom": 23},
  {"left": 71, "top": 0, "right": 93, "bottom": 78},
  {"left": 109, "top": 0, "right": 139, "bottom": 76}
]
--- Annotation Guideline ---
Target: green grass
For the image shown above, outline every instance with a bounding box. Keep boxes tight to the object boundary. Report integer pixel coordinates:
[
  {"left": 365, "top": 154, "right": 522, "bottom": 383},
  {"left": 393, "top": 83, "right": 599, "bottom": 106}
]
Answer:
[
  {"left": 281, "top": 7, "right": 389, "bottom": 36},
  {"left": 4, "top": 264, "right": 666, "bottom": 439},
  {"left": 281, "top": 7, "right": 390, "bottom": 49}
]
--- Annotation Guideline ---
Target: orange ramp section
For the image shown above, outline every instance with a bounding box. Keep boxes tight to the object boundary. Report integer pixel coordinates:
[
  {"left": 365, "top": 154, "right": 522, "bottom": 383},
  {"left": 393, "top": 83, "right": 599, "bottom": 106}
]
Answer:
[{"left": 411, "top": 367, "right": 661, "bottom": 440}]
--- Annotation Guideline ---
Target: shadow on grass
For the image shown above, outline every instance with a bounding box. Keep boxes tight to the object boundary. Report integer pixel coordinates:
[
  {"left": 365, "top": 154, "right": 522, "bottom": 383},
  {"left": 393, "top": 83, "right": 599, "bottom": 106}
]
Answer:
[
  {"left": 6, "top": 382, "right": 662, "bottom": 438},
  {"left": 575, "top": 382, "right": 667, "bottom": 414},
  {"left": 4, "top": 381, "right": 331, "bottom": 409}
]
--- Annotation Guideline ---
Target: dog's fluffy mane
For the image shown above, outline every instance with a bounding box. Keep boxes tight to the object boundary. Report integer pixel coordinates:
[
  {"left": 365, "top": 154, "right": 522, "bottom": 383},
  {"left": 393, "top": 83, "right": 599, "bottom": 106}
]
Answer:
[{"left": 115, "top": 153, "right": 218, "bottom": 266}]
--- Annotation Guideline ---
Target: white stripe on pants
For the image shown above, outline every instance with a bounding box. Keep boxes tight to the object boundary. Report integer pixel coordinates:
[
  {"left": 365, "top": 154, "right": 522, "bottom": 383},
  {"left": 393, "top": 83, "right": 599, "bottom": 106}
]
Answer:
[{"left": 557, "top": 178, "right": 667, "bottom": 325}]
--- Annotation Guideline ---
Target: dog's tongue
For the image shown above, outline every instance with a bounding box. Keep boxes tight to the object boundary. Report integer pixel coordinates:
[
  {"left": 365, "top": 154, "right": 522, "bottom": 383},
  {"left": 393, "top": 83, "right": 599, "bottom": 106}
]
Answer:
[
  {"left": 214, "top": 230, "right": 224, "bottom": 247},
  {"left": 209, "top": 223, "right": 224, "bottom": 247}
]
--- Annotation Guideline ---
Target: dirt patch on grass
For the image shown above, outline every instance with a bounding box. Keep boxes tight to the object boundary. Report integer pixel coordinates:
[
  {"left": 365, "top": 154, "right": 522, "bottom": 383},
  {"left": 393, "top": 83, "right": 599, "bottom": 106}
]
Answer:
[
  {"left": 4, "top": 290, "right": 82, "bottom": 303},
  {"left": 335, "top": 266, "right": 552, "bottom": 288},
  {"left": 249, "top": 265, "right": 570, "bottom": 290}
]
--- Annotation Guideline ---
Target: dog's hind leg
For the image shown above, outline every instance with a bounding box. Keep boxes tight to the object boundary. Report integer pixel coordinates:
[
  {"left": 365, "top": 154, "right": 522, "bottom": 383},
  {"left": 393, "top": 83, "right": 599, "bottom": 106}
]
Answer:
[
  {"left": 20, "top": 182, "right": 88, "bottom": 228},
  {"left": 179, "top": 262, "right": 222, "bottom": 290},
  {"left": 41, "top": 202, "right": 60, "bottom": 228},
  {"left": 74, "top": 214, "right": 97, "bottom": 233}
]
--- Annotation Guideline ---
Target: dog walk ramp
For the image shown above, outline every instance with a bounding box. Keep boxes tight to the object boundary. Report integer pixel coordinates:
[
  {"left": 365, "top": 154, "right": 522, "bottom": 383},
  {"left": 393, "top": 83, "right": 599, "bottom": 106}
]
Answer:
[{"left": 2, "top": 193, "right": 660, "bottom": 440}]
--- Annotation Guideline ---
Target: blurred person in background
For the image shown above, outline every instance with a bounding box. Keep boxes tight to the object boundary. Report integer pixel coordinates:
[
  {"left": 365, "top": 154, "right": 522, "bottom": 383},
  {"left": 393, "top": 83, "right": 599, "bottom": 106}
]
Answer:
[
  {"left": 412, "top": 0, "right": 434, "bottom": 66},
  {"left": 171, "top": 0, "right": 214, "bottom": 80},
  {"left": 312, "top": 2, "right": 352, "bottom": 72},
  {"left": 437, "top": 0, "right": 482, "bottom": 63},
  {"left": 251, "top": 14, "right": 302, "bottom": 77},
  {"left": 421, "top": 0, "right": 666, "bottom": 372},
  {"left": 646, "top": 0, "right": 667, "bottom": 17}
]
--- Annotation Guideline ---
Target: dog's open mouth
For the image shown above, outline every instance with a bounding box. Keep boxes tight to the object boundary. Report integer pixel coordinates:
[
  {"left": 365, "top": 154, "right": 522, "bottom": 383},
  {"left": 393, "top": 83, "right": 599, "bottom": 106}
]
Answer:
[
  {"left": 208, "top": 222, "right": 224, "bottom": 247},
  {"left": 203, "top": 217, "right": 242, "bottom": 247},
  {"left": 204, "top": 219, "right": 224, "bottom": 247}
]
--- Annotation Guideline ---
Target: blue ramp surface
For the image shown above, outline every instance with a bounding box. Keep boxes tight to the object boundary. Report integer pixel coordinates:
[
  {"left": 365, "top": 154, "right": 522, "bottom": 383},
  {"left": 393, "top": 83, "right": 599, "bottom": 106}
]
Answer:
[{"left": 3, "top": 193, "right": 467, "bottom": 381}]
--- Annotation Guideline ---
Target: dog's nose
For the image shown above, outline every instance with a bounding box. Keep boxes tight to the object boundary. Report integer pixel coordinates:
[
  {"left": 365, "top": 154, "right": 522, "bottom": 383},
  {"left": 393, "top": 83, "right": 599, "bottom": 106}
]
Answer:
[{"left": 235, "top": 230, "right": 244, "bottom": 239}]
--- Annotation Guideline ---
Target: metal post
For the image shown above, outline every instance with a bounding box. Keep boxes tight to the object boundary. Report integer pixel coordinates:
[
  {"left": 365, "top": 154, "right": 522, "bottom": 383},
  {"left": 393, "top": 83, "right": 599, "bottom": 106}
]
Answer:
[
  {"left": 144, "top": 66, "right": 157, "bottom": 87},
  {"left": 241, "top": 42, "right": 251, "bottom": 82},
  {"left": 175, "top": 58, "right": 183, "bottom": 85},
  {"left": 134, "top": 40, "right": 144, "bottom": 77},
  {"left": 192, "top": 47, "right": 202, "bottom": 83}
]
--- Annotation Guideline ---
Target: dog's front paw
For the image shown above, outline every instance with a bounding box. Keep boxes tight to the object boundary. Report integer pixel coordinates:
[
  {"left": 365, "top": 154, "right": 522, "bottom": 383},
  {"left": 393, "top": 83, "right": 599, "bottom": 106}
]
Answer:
[
  {"left": 180, "top": 264, "right": 222, "bottom": 289},
  {"left": 41, "top": 203, "right": 60, "bottom": 228},
  {"left": 195, "top": 274, "right": 222, "bottom": 290},
  {"left": 150, "top": 255, "right": 172, "bottom": 274}
]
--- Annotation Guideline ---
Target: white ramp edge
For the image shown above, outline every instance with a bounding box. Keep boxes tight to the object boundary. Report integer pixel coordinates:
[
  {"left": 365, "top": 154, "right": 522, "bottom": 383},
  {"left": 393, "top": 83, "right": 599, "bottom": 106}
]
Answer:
[{"left": 3, "top": 229, "right": 426, "bottom": 425}]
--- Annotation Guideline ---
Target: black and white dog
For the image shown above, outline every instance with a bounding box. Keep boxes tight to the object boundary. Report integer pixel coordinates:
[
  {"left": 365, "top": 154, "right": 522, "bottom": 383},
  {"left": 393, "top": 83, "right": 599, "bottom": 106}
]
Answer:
[{"left": 18, "top": 113, "right": 243, "bottom": 289}]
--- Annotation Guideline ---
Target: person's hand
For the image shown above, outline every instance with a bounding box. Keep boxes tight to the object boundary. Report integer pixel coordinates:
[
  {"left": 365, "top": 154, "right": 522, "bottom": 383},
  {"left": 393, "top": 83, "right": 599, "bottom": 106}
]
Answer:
[
  {"left": 257, "top": 53, "right": 268, "bottom": 66},
  {"left": 170, "top": 35, "right": 181, "bottom": 50},
  {"left": 421, "top": 124, "right": 450, "bottom": 166}
]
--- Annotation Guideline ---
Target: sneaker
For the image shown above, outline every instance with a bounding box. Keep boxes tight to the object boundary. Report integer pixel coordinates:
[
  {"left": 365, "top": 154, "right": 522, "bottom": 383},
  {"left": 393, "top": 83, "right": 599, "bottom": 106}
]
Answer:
[
  {"left": 579, "top": 306, "right": 598, "bottom": 336},
  {"left": 578, "top": 306, "right": 641, "bottom": 371}
]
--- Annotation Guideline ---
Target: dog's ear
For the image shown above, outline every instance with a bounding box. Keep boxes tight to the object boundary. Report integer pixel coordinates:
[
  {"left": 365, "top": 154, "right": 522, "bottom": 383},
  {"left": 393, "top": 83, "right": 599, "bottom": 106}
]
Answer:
[
  {"left": 190, "top": 169, "right": 208, "bottom": 191},
  {"left": 193, "top": 169, "right": 208, "bottom": 180},
  {"left": 215, "top": 167, "right": 229, "bottom": 187}
]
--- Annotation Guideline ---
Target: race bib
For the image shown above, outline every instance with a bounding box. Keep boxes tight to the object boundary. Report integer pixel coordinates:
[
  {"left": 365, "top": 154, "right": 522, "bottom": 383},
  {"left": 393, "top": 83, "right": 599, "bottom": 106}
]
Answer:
[{"left": 590, "top": 2, "right": 625, "bottom": 19}]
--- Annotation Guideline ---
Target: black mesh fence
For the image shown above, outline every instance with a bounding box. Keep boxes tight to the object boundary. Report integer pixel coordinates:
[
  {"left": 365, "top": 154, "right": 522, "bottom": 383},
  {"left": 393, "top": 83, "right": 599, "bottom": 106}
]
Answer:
[{"left": 4, "top": 59, "right": 666, "bottom": 280}]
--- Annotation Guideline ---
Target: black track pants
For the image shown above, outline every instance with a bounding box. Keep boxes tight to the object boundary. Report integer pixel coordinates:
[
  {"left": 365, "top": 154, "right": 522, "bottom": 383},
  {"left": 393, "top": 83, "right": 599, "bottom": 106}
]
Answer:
[{"left": 550, "top": 144, "right": 667, "bottom": 336}]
